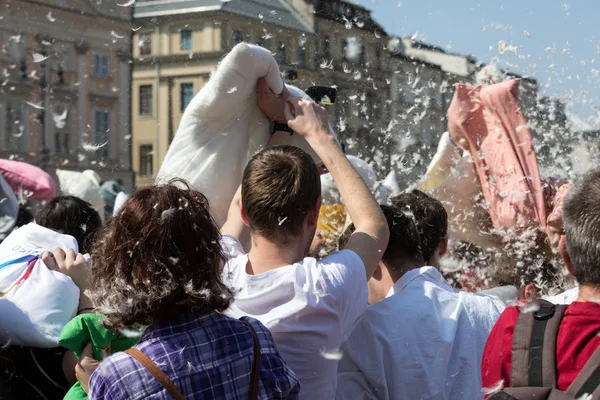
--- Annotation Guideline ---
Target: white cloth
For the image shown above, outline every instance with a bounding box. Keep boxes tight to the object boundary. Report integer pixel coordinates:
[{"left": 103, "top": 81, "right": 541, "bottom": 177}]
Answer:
[
  {"left": 321, "top": 155, "right": 379, "bottom": 205},
  {"left": 112, "top": 192, "right": 128, "bottom": 216},
  {"left": 221, "top": 234, "right": 368, "bottom": 400},
  {"left": 0, "top": 223, "right": 81, "bottom": 347},
  {"left": 544, "top": 286, "right": 579, "bottom": 305},
  {"left": 336, "top": 267, "right": 505, "bottom": 400},
  {"left": 156, "top": 43, "right": 334, "bottom": 227},
  {"left": 56, "top": 169, "right": 105, "bottom": 220}
]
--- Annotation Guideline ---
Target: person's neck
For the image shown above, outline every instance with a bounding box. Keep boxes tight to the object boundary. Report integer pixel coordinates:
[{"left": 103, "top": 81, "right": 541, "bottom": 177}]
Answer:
[
  {"left": 378, "top": 261, "right": 424, "bottom": 300},
  {"left": 247, "top": 234, "right": 307, "bottom": 275},
  {"left": 576, "top": 284, "right": 600, "bottom": 303}
]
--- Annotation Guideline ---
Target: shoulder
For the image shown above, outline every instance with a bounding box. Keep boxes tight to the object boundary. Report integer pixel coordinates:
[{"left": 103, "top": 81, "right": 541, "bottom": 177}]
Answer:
[
  {"left": 89, "top": 351, "right": 147, "bottom": 399},
  {"left": 313, "top": 250, "right": 365, "bottom": 281},
  {"left": 236, "top": 316, "right": 278, "bottom": 354}
]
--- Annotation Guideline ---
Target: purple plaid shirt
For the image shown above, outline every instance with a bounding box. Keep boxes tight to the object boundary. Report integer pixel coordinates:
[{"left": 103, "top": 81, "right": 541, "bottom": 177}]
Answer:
[{"left": 89, "top": 312, "right": 299, "bottom": 399}]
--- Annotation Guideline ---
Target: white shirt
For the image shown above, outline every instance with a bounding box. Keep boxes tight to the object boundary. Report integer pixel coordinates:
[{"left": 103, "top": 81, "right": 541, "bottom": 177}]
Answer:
[
  {"left": 221, "top": 234, "right": 368, "bottom": 400},
  {"left": 544, "top": 286, "right": 579, "bottom": 304},
  {"left": 336, "top": 267, "right": 505, "bottom": 400}
]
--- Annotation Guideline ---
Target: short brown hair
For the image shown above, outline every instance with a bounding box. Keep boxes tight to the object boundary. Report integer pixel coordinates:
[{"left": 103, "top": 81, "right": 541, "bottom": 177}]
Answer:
[
  {"left": 90, "top": 179, "right": 233, "bottom": 329},
  {"left": 242, "top": 145, "right": 320, "bottom": 243},
  {"left": 391, "top": 190, "right": 448, "bottom": 264}
]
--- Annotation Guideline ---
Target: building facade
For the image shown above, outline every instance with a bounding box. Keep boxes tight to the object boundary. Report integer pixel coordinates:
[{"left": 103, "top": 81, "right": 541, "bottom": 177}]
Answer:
[
  {"left": 0, "top": 0, "right": 134, "bottom": 190},
  {"left": 131, "top": 0, "right": 570, "bottom": 189}
]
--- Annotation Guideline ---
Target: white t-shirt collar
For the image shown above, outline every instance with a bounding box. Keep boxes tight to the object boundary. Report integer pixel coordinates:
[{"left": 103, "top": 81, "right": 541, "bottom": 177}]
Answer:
[{"left": 386, "top": 266, "right": 449, "bottom": 298}]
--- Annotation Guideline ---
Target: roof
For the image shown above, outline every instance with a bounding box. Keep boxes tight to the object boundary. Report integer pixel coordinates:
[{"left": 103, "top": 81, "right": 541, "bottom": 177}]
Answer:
[
  {"left": 134, "top": 0, "right": 313, "bottom": 33},
  {"left": 313, "top": 0, "right": 387, "bottom": 35}
]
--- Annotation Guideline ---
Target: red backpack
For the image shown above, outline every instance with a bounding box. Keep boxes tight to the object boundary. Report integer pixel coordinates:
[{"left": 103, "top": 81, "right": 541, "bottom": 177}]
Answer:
[{"left": 489, "top": 299, "right": 600, "bottom": 400}]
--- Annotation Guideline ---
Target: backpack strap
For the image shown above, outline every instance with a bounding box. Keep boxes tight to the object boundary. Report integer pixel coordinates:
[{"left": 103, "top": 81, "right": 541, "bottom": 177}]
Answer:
[
  {"left": 510, "top": 299, "right": 567, "bottom": 387},
  {"left": 566, "top": 345, "right": 600, "bottom": 398}
]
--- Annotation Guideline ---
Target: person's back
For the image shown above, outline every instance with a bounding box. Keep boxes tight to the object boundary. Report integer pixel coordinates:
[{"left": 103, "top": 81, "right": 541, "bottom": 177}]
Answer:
[
  {"left": 336, "top": 203, "right": 504, "bottom": 400},
  {"left": 91, "top": 312, "right": 298, "bottom": 400},
  {"left": 220, "top": 93, "right": 389, "bottom": 398},
  {"left": 482, "top": 168, "right": 600, "bottom": 396}
]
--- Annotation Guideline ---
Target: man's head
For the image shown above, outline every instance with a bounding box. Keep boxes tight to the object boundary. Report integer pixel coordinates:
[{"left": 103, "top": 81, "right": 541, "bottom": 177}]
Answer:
[
  {"left": 562, "top": 168, "right": 600, "bottom": 287},
  {"left": 340, "top": 204, "right": 423, "bottom": 303},
  {"left": 242, "top": 145, "right": 321, "bottom": 248},
  {"left": 390, "top": 190, "right": 448, "bottom": 268}
]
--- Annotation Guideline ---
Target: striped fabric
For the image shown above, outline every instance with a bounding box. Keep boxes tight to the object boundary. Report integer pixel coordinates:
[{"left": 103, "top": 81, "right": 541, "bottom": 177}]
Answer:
[{"left": 89, "top": 312, "right": 299, "bottom": 399}]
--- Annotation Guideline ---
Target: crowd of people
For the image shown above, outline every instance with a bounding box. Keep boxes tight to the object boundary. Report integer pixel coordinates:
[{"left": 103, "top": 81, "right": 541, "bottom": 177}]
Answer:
[{"left": 1, "top": 63, "right": 600, "bottom": 400}]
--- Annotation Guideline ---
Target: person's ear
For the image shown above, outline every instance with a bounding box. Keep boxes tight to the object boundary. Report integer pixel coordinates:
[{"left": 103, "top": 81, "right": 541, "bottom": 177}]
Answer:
[
  {"left": 438, "top": 236, "right": 449, "bottom": 257},
  {"left": 524, "top": 283, "right": 539, "bottom": 301},
  {"left": 558, "top": 235, "right": 574, "bottom": 277},
  {"left": 240, "top": 202, "right": 250, "bottom": 227},
  {"left": 372, "top": 260, "right": 384, "bottom": 281}
]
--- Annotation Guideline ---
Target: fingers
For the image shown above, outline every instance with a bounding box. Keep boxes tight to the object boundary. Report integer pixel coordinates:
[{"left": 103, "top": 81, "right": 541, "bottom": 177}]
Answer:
[
  {"left": 42, "top": 251, "right": 58, "bottom": 271},
  {"left": 80, "top": 342, "right": 94, "bottom": 360},
  {"left": 284, "top": 102, "right": 295, "bottom": 122},
  {"left": 75, "top": 253, "right": 87, "bottom": 266},
  {"left": 66, "top": 248, "right": 77, "bottom": 265},
  {"left": 54, "top": 248, "right": 66, "bottom": 266}
]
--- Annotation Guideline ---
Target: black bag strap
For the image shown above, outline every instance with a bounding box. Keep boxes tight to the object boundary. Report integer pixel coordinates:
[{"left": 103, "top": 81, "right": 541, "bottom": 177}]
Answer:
[
  {"left": 489, "top": 391, "right": 518, "bottom": 400},
  {"left": 566, "top": 345, "right": 600, "bottom": 398},
  {"left": 510, "top": 299, "right": 567, "bottom": 387},
  {"left": 241, "top": 320, "right": 261, "bottom": 400}
]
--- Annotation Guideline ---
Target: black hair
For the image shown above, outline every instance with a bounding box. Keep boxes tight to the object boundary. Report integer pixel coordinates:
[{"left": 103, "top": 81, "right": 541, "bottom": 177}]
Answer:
[
  {"left": 340, "top": 204, "right": 424, "bottom": 269},
  {"left": 390, "top": 190, "right": 448, "bottom": 264},
  {"left": 36, "top": 196, "right": 102, "bottom": 254}
]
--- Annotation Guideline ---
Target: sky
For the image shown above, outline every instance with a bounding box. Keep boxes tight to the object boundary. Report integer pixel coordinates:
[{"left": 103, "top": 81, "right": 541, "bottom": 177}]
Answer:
[{"left": 352, "top": 0, "right": 600, "bottom": 128}]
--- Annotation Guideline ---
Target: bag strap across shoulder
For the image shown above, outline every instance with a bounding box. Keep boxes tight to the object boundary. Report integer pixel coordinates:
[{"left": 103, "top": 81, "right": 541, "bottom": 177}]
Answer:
[
  {"left": 125, "top": 320, "right": 261, "bottom": 400},
  {"left": 241, "top": 319, "right": 262, "bottom": 400},
  {"left": 510, "top": 299, "right": 568, "bottom": 388},
  {"left": 125, "top": 347, "right": 186, "bottom": 400}
]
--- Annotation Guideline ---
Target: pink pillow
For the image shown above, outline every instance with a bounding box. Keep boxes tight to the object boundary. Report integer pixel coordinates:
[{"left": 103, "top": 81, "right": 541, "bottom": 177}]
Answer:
[{"left": 0, "top": 159, "right": 56, "bottom": 201}]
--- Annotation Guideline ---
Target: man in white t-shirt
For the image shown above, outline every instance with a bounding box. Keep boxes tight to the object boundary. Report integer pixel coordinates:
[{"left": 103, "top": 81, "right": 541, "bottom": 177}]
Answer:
[
  {"left": 336, "top": 192, "right": 505, "bottom": 400},
  {"left": 220, "top": 93, "right": 390, "bottom": 399}
]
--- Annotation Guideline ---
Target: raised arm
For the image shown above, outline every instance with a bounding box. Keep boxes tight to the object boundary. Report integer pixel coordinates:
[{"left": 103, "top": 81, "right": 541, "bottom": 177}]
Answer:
[
  {"left": 285, "top": 97, "right": 389, "bottom": 279},
  {"left": 220, "top": 185, "right": 250, "bottom": 247}
]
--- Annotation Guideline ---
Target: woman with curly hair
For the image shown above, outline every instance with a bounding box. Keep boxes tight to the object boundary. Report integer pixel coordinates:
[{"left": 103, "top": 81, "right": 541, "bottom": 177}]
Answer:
[{"left": 76, "top": 180, "right": 299, "bottom": 399}]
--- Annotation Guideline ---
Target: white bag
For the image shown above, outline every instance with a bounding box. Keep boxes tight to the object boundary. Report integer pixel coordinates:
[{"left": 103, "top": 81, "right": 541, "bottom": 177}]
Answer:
[
  {"left": 157, "top": 43, "right": 332, "bottom": 226},
  {"left": 56, "top": 169, "right": 105, "bottom": 221},
  {"left": 0, "top": 223, "right": 81, "bottom": 347}
]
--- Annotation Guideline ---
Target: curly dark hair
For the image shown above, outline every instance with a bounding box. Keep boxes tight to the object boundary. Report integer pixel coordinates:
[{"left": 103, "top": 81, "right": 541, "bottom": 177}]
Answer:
[{"left": 90, "top": 179, "right": 233, "bottom": 329}]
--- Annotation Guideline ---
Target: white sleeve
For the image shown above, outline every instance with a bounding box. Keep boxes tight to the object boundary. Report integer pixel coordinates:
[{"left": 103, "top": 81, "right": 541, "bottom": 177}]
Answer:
[
  {"left": 317, "top": 250, "right": 368, "bottom": 335},
  {"left": 220, "top": 234, "right": 245, "bottom": 260}
]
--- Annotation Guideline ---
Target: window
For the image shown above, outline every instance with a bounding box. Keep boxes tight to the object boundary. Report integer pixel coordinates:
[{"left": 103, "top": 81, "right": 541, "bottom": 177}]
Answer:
[
  {"left": 94, "top": 110, "right": 110, "bottom": 158},
  {"left": 181, "top": 83, "right": 194, "bottom": 112},
  {"left": 139, "top": 144, "right": 153, "bottom": 177},
  {"left": 5, "top": 100, "right": 24, "bottom": 152},
  {"left": 233, "top": 30, "right": 244, "bottom": 45},
  {"left": 321, "top": 36, "right": 330, "bottom": 59},
  {"left": 94, "top": 55, "right": 109, "bottom": 77},
  {"left": 139, "top": 85, "right": 153, "bottom": 116},
  {"left": 276, "top": 41, "right": 286, "bottom": 64},
  {"left": 6, "top": 36, "right": 25, "bottom": 63},
  {"left": 54, "top": 105, "right": 70, "bottom": 155},
  {"left": 297, "top": 46, "right": 306, "bottom": 68},
  {"left": 375, "top": 47, "right": 382, "bottom": 69},
  {"left": 180, "top": 30, "right": 192, "bottom": 50},
  {"left": 343, "top": 37, "right": 361, "bottom": 63},
  {"left": 140, "top": 34, "right": 151, "bottom": 56}
]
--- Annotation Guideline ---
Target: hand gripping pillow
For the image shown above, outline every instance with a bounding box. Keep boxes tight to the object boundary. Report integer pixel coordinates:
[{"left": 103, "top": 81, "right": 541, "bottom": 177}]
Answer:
[
  {"left": 156, "top": 43, "right": 336, "bottom": 226},
  {"left": 0, "top": 223, "right": 81, "bottom": 347},
  {"left": 0, "top": 159, "right": 56, "bottom": 201}
]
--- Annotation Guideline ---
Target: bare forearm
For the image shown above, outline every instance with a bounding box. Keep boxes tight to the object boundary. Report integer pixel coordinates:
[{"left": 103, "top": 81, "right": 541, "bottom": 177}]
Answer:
[{"left": 310, "top": 136, "right": 387, "bottom": 237}]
